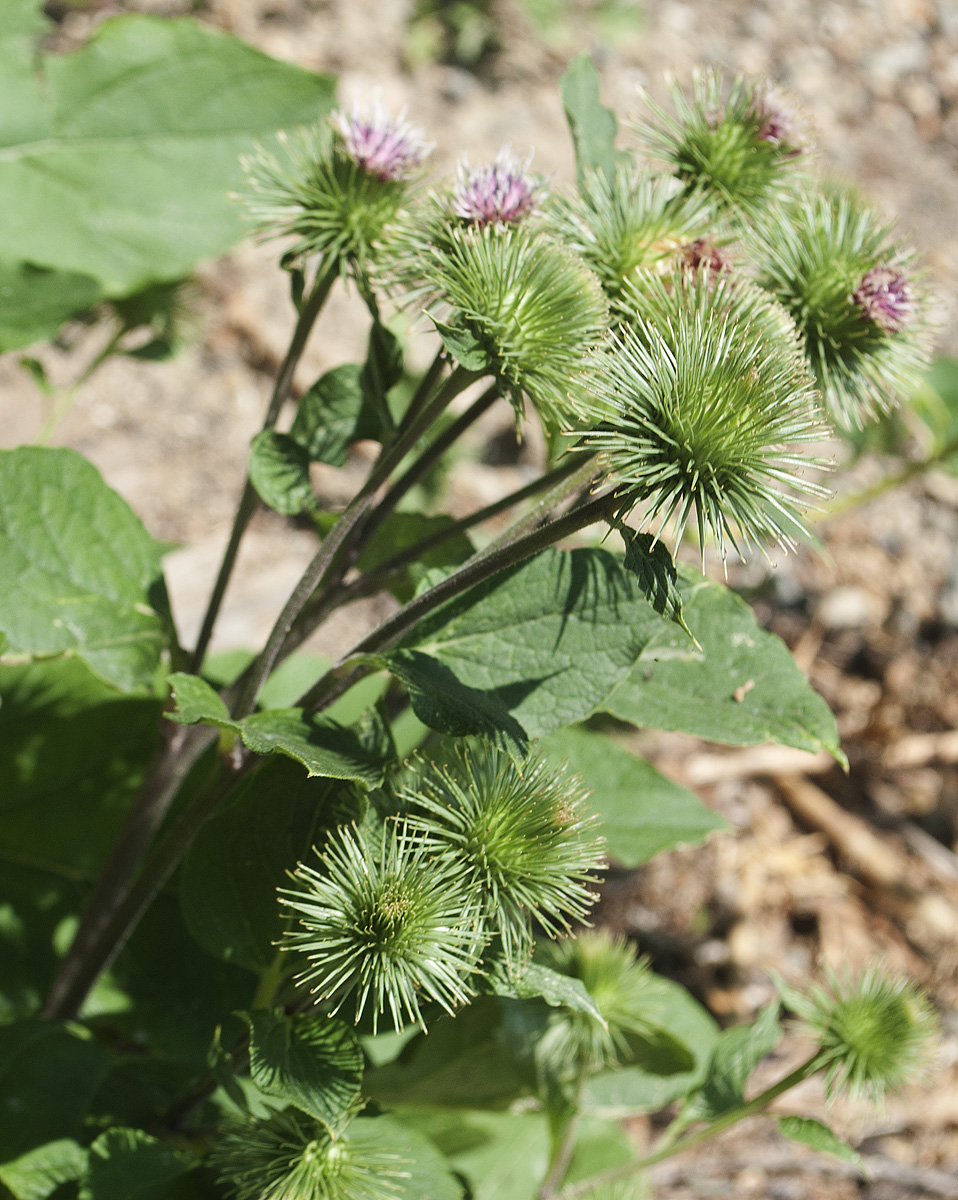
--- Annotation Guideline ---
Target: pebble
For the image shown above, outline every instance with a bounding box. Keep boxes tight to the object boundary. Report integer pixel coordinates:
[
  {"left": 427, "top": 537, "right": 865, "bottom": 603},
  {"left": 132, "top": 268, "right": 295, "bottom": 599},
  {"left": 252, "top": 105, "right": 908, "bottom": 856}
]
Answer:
[{"left": 816, "top": 585, "right": 886, "bottom": 630}]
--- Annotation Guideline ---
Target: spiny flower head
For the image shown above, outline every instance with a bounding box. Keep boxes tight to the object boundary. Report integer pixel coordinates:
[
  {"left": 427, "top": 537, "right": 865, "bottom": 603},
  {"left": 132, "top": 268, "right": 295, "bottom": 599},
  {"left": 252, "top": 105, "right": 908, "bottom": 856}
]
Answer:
[
  {"left": 212, "top": 1108, "right": 407, "bottom": 1200},
  {"left": 400, "top": 742, "right": 605, "bottom": 967},
  {"left": 548, "top": 166, "right": 716, "bottom": 302},
  {"left": 333, "top": 103, "right": 432, "bottom": 182},
  {"left": 280, "top": 820, "right": 484, "bottom": 1033},
  {"left": 753, "top": 188, "right": 933, "bottom": 428},
  {"left": 787, "top": 966, "right": 937, "bottom": 1101},
  {"left": 396, "top": 221, "right": 609, "bottom": 427},
  {"left": 536, "top": 931, "right": 658, "bottom": 1073},
  {"left": 636, "top": 70, "right": 808, "bottom": 218},
  {"left": 242, "top": 109, "right": 426, "bottom": 282},
  {"left": 452, "top": 147, "right": 543, "bottom": 226},
  {"left": 576, "top": 270, "right": 828, "bottom": 560}
]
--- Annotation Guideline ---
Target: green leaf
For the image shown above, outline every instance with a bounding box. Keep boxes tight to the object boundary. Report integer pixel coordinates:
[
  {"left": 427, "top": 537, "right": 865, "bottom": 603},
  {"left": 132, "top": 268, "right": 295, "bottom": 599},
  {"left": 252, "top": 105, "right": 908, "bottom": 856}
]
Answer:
[
  {"left": 290, "top": 365, "right": 377, "bottom": 468},
  {"left": 167, "top": 672, "right": 393, "bottom": 785},
  {"left": 0, "top": 1139, "right": 87, "bottom": 1200},
  {"left": 432, "top": 313, "right": 491, "bottom": 373},
  {"left": 390, "top": 547, "right": 671, "bottom": 744},
  {"left": 563, "top": 1117, "right": 641, "bottom": 1194},
  {"left": 540, "top": 727, "right": 727, "bottom": 866},
  {"left": 0, "top": 261, "right": 101, "bottom": 354},
  {"left": 688, "top": 1002, "right": 782, "bottom": 1121},
  {"left": 405, "top": 1109, "right": 549, "bottom": 1200},
  {"left": 0, "top": 659, "right": 161, "bottom": 882},
  {"left": 356, "top": 512, "right": 475, "bottom": 605},
  {"left": 621, "top": 528, "right": 698, "bottom": 646},
  {"left": 248, "top": 431, "right": 315, "bottom": 516},
  {"left": 0, "top": 447, "right": 170, "bottom": 693},
  {"left": 489, "top": 962, "right": 604, "bottom": 1024},
  {"left": 559, "top": 52, "right": 628, "bottom": 187},
  {"left": 79, "top": 1128, "right": 197, "bottom": 1200},
  {"left": 348, "top": 1116, "right": 462, "bottom": 1200},
  {"left": 0, "top": 1021, "right": 111, "bottom": 1160},
  {"left": 0, "top": 15, "right": 335, "bottom": 294},
  {"left": 605, "top": 567, "right": 844, "bottom": 761},
  {"left": 179, "top": 757, "right": 361, "bottom": 969},
  {"left": 244, "top": 1010, "right": 364, "bottom": 1133},
  {"left": 583, "top": 976, "right": 719, "bottom": 1115},
  {"left": 364, "top": 998, "right": 533, "bottom": 1110},
  {"left": 777, "top": 1116, "right": 863, "bottom": 1167}
]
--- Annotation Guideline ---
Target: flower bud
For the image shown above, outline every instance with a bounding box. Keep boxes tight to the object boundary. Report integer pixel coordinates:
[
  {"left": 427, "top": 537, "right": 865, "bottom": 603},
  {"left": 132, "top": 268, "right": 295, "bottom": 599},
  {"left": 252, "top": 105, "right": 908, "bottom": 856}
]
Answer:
[
  {"left": 401, "top": 742, "right": 605, "bottom": 967},
  {"left": 752, "top": 189, "right": 933, "bottom": 428},
  {"left": 576, "top": 270, "right": 827, "bottom": 559},
  {"left": 333, "top": 103, "right": 432, "bottom": 182},
  {"left": 452, "top": 147, "right": 543, "bottom": 226},
  {"left": 280, "top": 820, "right": 484, "bottom": 1033}
]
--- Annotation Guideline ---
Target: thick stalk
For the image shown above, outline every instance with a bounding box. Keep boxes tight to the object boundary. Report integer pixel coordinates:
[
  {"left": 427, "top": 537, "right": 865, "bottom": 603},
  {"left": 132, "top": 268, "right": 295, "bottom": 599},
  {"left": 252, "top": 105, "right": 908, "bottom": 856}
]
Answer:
[
  {"left": 189, "top": 267, "right": 337, "bottom": 673},
  {"left": 230, "top": 365, "right": 481, "bottom": 718},
  {"left": 46, "top": 751, "right": 260, "bottom": 1023},
  {"left": 556, "top": 1055, "right": 823, "bottom": 1200},
  {"left": 42, "top": 723, "right": 218, "bottom": 1020},
  {"left": 297, "top": 487, "right": 622, "bottom": 713},
  {"left": 478, "top": 454, "right": 601, "bottom": 554}
]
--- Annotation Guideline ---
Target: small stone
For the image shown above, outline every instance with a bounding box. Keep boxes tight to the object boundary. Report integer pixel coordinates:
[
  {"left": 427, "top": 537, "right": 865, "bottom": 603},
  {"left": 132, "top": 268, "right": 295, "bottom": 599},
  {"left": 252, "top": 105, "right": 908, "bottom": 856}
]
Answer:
[{"left": 816, "top": 585, "right": 886, "bottom": 630}]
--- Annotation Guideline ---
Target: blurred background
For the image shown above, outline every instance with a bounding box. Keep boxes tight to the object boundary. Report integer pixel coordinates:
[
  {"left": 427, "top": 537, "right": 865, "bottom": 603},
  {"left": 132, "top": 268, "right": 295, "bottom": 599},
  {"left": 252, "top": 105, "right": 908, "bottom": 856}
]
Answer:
[{"left": 5, "top": 2, "right": 958, "bottom": 1194}]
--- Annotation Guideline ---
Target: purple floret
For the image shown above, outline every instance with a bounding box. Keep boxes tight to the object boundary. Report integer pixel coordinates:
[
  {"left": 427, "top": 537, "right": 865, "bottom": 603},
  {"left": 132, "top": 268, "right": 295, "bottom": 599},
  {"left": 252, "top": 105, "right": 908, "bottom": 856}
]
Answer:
[
  {"left": 853, "top": 266, "right": 913, "bottom": 333},
  {"left": 751, "top": 88, "right": 805, "bottom": 157},
  {"left": 333, "top": 104, "right": 431, "bottom": 182},
  {"left": 452, "top": 149, "right": 542, "bottom": 226}
]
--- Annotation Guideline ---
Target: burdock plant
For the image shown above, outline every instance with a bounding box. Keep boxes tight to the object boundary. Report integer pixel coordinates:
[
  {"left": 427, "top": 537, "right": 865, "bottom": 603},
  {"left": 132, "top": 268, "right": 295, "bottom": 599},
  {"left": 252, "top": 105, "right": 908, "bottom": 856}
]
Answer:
[{"left": 6, "top": 47, "right": 940, "bottom": 1200}]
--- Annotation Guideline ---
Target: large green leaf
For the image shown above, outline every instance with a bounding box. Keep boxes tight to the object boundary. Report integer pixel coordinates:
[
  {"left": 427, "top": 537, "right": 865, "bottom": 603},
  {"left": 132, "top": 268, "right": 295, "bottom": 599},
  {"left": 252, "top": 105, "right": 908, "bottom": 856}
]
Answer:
[
  {"left": 0, "top": 14, "right": 335, "bottom": 294},
  {"left": 0, "top": 448, "right": 170, "bottom": 693},
  {"left": 167, "top": 672, "right": 393, "bottom": 786},
  {"left": 405, "top": 1109, "right": 550, "bottom": 1200},
  {"left": 0, "top": 261, "right": 100, "bottom": 354},
  {"left": 179, "top": 757, "right": 360, "bottom": 970},
  {"left": 364, "top": 998, "right": 534, "bottom": 1110},
  {"left": 605, "top": 567, "right": 843, "bottom": 759},
  {"left": 347, "top": 1117, "right": 462, "bottom": 1200},
  {"left": 248, "top": 432, "right": 315, "bottom": 517},
  {"left": 0, "top": 1021, "right": 111, "bottom": 1160},
  {"left": 488, "top": 962, "right": 603, "bottom": 1023},
  {"left": 290, "top": 364, "right": 376, "bottom": 467},
  {"left": 0, "top": 1139, "right": 87, "bottom": 1200},
  {"left": 78, "top": 1128, "right": 198, "bottom": 1200},
  {"left": 244, "top": 1010, "right": 363, "bottom": 1133},
  {"left": 389, "top": 548, "right": 670, "bottom": 745},
  {"left": 0, "top": 659, "right": 161, "bottom": 881},
  {"left": 540, "top": 727, "right": 727, "bottom": 866},
  {"left": 583, "top": 976, "right": 719, "bottom": 1115}
]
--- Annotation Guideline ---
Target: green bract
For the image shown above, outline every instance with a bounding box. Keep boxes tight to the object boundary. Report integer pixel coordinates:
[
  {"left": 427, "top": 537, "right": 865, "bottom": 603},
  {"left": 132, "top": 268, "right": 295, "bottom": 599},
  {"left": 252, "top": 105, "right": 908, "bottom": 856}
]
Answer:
[
  {"left": 242, "top": 123, "right": 412, "bottom": 284},
  {"left": 549, "top": 165, "right": 716, "bottom": 302},
  {"left": 401, "top": 742, "right": 605, "bottom": 966},
  {"left": 576, "top": 270, "right": 827, "bottom": 558},
  {"left": 752, "top": 189, "right": 934, "bottom": 428},
  {"left": 280, "top": 821, "right": 484, "bottom": 1032},
  {"left": 212, "top": 1109, "right": 406, "bottom": 1200},
  {"left": 537, "top": 931, "right": 657, "bottom": 1073},
  {"left": 637, "top": 69, "right": 809, "bottom": 218},
  {"left": 393, "top": 220, "right": 609, "bottom": 426},
  {"left": 788, "top": 966, "right": 937, "bottom": 1101}
]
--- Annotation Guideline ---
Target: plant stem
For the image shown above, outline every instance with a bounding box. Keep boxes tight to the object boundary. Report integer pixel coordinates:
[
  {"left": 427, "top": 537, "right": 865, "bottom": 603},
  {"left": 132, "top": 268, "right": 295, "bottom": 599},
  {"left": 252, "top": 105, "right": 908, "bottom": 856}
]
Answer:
[
  {"left": 35, "top": 325, "right": 126, "bottom": 445},
  {"left": 42, "top": 723, "right": 218, "bottom": 1020},
  {"left": 46, "top": 751, "right": 260, "bottom": 1023},
  {"left": 361, "top": 381, "right": 500, "bottom": 543},
  {"left": 297, "top": 486, "right": 622, "bottom": 713},
  {"left": 555, "top": 1055, "right": 823, "bottom": 1200},
  {"left": 478, "top": 454, "right": 601, "bottom": 554},
  {"left": 189, "top": 266, "right": 337, "bottom": 673},
  {"left": 230, "top": 365, "right": 480, "bottom": 718}
]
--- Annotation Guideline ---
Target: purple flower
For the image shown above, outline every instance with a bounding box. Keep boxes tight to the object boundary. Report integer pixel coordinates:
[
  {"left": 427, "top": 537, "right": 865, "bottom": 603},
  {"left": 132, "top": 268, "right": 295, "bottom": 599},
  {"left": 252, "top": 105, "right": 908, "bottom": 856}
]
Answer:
[
  {"left": 332, "top": 103, "right": 431, "bottom": 182},
  {"left": 679, "top": 238, "right": 731, "bottom": 277},
  {"left": 452, "top": 149, "right": 542, "bottom": 226},
  {"left": 853, "top": 266, "right": 914, "bottom": 333},
  {"left": 751, "top": 88, "right": 805, "bottom": 157}
]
